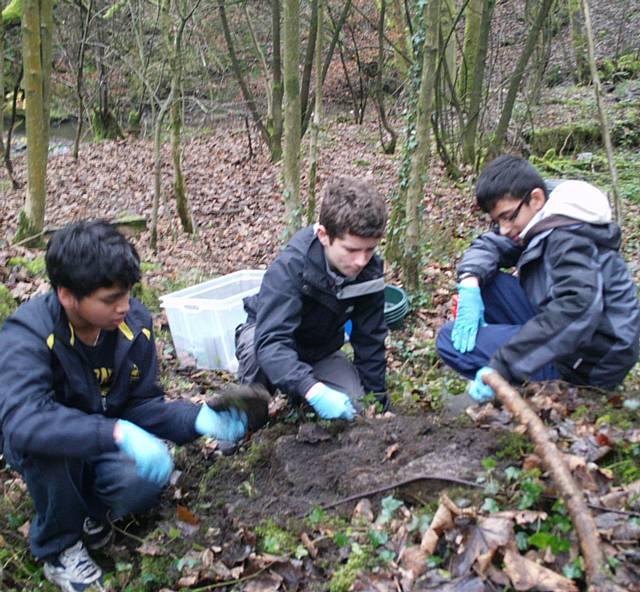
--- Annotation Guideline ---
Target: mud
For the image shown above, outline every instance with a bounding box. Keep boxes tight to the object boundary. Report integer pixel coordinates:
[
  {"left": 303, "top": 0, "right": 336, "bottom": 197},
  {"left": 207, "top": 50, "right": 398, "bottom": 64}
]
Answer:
[{"left": 189, "top": 412, "right": 501, "bottom": 528}]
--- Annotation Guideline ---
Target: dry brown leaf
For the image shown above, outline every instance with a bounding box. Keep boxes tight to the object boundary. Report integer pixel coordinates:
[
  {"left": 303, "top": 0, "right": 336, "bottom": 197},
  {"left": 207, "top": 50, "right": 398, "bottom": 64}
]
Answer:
[
  {"left": 398, "top": 544, "right": 429, "bottom": 579},
  {"left": 503, "top": 549, "right": 578, "bottom": 591},
  {"left": 494, "top": 510, "right": 548, "bottom": 525},
  {"left": 177, "top": 575, "right": 199, "bottom": 587},
  {"left": 452, "top": 515, "right": 514, "bottom": 578},
  {"left": 352, "top": 498, "right": 374, "bottom": 523},
  {"left": 300, "top": 532, "right": 318, "bottom": 558},
  {"left": 244, "top": 571, "right": 283, "bottom": 592},
  {"left": 383, "top": 443, "right": 400, "bottom": 462},
  {"left": 176, "top": 504, "right": 200, "bottom": 525},
  {"left": 136, "top": 541, "right": 164, "bottom": 556},
  {"left": 522, "top": 454, "right": 542, "bottom": 471}
]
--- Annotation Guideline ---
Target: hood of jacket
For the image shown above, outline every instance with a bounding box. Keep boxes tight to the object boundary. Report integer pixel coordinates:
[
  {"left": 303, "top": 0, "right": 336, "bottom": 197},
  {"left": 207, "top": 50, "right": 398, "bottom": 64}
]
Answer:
[{"left": 520, "top": 180, "right": 612, "bottom": 243}]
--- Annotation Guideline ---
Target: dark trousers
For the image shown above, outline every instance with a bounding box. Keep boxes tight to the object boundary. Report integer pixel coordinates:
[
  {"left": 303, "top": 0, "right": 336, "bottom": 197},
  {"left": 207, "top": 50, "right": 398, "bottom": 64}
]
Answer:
[
  {"left": 235, "top": 323, "right": 366, "bottom": 405},
  {"left": 436, "top": 272, "right": 560, "bottom": 381},
  {"left": 4, "top": 446, "right": 163, "bottom": 559}
]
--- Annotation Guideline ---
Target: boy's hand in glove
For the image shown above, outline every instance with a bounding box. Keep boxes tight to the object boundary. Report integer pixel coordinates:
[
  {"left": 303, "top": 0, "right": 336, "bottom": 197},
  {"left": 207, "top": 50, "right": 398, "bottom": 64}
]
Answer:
[
  {"left": 452, "top": 284, "right": 487, "bottom": 353},
  {"left": 467, "top": 367, "right": 496, "bottom": 403},
  {"left": 195, "top": 405, "right": 248, "bottom": 441},
  {"left": 305, "top": 383, "right": 356, "bottom": 420},
  {"left": 114, "top": 420, "right": 173, "bottom": 486},
  {"left": 197, "top": 383, "right": 272, "bottom": 441}
]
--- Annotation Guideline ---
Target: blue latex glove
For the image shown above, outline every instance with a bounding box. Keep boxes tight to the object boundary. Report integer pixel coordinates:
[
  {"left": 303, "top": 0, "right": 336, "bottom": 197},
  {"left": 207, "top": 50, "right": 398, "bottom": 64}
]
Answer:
[
  {"left": 307, "top": 385, "right": 356, "bottom": 420},
  {"left": 115, "top": 420, "right": 173, "bottom": 485},
  {"left": 195, "top": 404, "right": 248, "bottom": 442},
  {"left": 468, "top": 367, "right": 496, "bottom": 403},
  {"left": 452, "top": 285, "right": 487, "bottom": 353}
]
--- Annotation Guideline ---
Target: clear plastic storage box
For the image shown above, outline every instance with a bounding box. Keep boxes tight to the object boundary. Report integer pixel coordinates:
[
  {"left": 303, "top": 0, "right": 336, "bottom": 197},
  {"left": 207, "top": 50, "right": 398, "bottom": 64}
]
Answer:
[{"left": 160, "top": 270, "right": 265, "bottom": 371}]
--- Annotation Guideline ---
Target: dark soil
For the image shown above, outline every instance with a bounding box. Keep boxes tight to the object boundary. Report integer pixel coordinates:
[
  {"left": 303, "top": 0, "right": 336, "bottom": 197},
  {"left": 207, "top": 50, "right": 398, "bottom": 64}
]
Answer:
[{"left": 180, "top": 411, "right": 498, "bottom": 531}]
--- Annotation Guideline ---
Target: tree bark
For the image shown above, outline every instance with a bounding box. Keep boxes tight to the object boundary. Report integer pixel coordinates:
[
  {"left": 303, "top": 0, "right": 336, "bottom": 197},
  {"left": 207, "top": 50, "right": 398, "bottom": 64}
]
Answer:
[
  {"left": 73, "top": 0, "right": 92, "bottom": 160},
  {"left": 269, "top": 0, "right": 283, "bottom": 162},
  {"left": 486, "top": 0, "right": 554, "bottom": 160},
  {"left": 306, "top": 0, "right": 322, "bottom": 224},
  {"left": 218, "top": 0, "right": 271, "bottom": 152},
  {"left": 569, "top": 0, "right": 589, "bottom": 84},
  {"left": 15, "top": 0, "right": 51, "bottom": 245},
  {"left": 375, "top": 0, "right": 397, "bottom": 154},
  {"left": 458, "top": 0, "right": 482, "bottom": 106},
  {"left": 282, "top": 0, "right": 301, "bottom": 235},
  {"left": 402, "top": 0, "right": 439, "bottom": 291},
  {"left": 462, "top": 0, "right": 494, "bottom": 167},
  {"left": 581, "top": 0, "right": 622, "bottom": 224},
  {"left": 300, "top": 0, "right": 318, "bottom": 129}
]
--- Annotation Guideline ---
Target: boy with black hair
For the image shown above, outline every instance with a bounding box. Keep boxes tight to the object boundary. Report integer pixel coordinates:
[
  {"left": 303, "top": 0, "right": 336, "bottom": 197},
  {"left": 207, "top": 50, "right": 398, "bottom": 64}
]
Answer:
[
  {"left": 436, "top": 155, "right": 640, "bottom": 402},
  {"left": 0, "top": 221, "right": 252, "bottom": 592},
  {"left": 236, "top": 176, "right": 388, "bottom": 419}
]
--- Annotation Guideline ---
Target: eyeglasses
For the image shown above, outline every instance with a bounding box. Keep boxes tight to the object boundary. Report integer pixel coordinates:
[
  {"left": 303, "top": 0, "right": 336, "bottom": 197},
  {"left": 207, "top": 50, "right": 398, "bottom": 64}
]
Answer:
[{"left": 490, "top": 191, "right": 530, "bottom": 233}]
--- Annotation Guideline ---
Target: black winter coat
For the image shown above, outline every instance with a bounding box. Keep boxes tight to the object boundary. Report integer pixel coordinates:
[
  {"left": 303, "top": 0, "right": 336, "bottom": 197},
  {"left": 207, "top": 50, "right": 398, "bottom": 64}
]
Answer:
[
  {"left": 458, "top": 222, "right": 640, "bottom": 388},
  {"left": 0, "top": 293, "right": 200, "bottom": 459},
  {"left": 243, "top": 225, "right": 387, "bottom": 401}
]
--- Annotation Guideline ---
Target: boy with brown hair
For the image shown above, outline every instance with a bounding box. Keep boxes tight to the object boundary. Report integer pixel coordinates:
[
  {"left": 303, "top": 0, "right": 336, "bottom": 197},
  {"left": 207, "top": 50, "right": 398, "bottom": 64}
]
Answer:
[{"left": 236, "top": 176, "right": 389, "bottom": 419}]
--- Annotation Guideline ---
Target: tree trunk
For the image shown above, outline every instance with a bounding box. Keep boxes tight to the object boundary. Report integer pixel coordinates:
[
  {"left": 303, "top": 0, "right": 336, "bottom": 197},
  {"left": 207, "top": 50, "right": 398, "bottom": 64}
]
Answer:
[
  {"left": 163, "top": 0, "right": 196, "bottom": 235},
  {"left": 15, "top": 0, "right": 51, "bottom": 245},
  {"left": 458, "top": 0, "right": 482, "bottom": 106},
  {"left": 462, "top": 0, "right": 494, "bottom": 167},
  {"left": 402, "top": 0, "right": 439, "bottom": 291},
  {"left": 218, "top": 0, "right": 272, "bottom": 157},
  {"left": 282, "top": 0, "right": 301, "bottom": 235},
  {"left": 73, "top": 0, "right": 92, "bottom": 160},
  {"left": 306, "top": 0, "right": 322, "bottom": 224},
  {"left": 300, "top": 0, "right": 318, "bottom": 128},
  {"left": 486, "top": 0, "right": 554, "bottom": 160},
  {"left": 581, "top": 0, "right": 622, "bottom": 223},
  {"left": 301, "top": 0, "right": 352, "bottom": 134},
  {"left": 375, "top": 0, "right": 397, "bottom": 154},
  {"left": 269, "top": 0, "right": 284, "bottom": 162},
  {"left": 569, "top": 0, "right": 589, "bottom": 84},
  {"left": 388, "top": 0, "right": 413, "bottom": 69},
  {"left": 93, "top": 17, "right": 123, "bottom": 141}
]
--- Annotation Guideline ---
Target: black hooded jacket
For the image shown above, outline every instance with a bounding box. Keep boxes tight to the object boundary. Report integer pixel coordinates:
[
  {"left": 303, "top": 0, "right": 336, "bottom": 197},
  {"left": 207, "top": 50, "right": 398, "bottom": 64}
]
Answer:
[
  {"left": 458, "top": 183, "right": 640, "bottom": 388},
  {"left": 243, "top": 225, "right": 387, "bottom": 401},
  {"left": 0, "top": 292, "right": 200, "bottom": 459}
]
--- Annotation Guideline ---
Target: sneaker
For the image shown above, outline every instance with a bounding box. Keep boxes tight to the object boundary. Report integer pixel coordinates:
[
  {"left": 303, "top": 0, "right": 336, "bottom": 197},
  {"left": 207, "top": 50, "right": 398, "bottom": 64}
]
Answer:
[
  {"left": 82, "top": 517, "right": 114, "bottom": 551},
  {"left": 44, "top": 540, "right": 105, "bottom": 592},
  {"left": 217, "top": 439, "right": 239, "bottom": 456}
]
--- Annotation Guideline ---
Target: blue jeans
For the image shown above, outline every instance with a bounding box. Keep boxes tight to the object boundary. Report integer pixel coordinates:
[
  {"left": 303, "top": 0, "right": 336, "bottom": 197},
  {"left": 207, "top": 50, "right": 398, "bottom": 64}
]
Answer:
[
  {"left": 4, "top": 446, "right": 164, "bottom": 559},
  {"left": 436, "top": 272, "right": 560, "bottom": 381}
]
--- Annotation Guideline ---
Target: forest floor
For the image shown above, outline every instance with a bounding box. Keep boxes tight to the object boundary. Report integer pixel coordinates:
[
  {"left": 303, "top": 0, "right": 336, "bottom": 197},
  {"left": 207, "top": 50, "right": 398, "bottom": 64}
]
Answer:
[{"left": 1, "top": 79, "right": 640, "bottom": 591}]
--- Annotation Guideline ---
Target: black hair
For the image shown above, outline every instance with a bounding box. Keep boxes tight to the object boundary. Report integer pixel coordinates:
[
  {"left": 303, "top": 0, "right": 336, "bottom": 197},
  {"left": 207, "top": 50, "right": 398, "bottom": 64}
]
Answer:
[
  {"left": 476, "top": 155, "right": 548, "bottom": 212},
  {"left": 319, "top": 176, "right": 387, "bottom": 239},
  {"left": 46, "top": 220, "right": 141, "bottom": 298}
]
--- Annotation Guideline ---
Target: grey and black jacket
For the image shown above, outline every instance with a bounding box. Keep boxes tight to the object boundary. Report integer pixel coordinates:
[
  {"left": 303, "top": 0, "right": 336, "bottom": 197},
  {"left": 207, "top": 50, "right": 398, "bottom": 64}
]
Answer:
[
  {"left": 243, "top": 225, "right": 387, "bottom": 401},
  {"left": 0, "top": 293, "right": 200, "bottom": 459},
  {"left": 458, "top": 180, "right": 640, "bottom": 388}
]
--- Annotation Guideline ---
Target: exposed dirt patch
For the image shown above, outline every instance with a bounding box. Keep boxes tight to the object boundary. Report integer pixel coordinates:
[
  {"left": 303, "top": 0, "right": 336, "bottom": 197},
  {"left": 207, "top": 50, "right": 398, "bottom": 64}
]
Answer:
[{"left": 185, "top": 412, "right": 499, "bottom": 529}]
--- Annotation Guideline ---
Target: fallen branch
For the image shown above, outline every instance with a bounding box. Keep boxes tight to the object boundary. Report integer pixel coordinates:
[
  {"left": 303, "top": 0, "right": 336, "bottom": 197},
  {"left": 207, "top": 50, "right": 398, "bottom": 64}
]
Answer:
[{"left": 484, "top": 371, "right": 623, "bottom": 592}]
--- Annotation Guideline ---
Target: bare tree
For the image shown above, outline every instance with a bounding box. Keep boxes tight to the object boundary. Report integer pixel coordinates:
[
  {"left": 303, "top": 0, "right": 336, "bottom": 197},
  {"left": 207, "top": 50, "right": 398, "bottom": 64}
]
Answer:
[
  {"left": 15, "top": 0, "right": 52, "bottom": 244},
  {"left": 282, "top": 0, "right": 301, "bottom": 234}
]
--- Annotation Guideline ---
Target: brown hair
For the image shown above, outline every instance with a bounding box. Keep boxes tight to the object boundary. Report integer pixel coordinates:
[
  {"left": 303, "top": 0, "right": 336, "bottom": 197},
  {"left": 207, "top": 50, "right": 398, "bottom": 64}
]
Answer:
[{"left": 319, "top": 176, "right": 387, "bottom": 240}]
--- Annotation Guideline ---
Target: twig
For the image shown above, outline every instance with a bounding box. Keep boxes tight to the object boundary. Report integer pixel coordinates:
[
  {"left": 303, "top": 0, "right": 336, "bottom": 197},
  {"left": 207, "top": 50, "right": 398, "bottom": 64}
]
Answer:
[
  {"left": 316, "top": 474, "right": 481, "bottom": 513},
  {"left": 188, "top": 563, "right": 275, "bottom": 591},
  {"left": 484, "top": 371, "right": 624, "bottom": 592}
]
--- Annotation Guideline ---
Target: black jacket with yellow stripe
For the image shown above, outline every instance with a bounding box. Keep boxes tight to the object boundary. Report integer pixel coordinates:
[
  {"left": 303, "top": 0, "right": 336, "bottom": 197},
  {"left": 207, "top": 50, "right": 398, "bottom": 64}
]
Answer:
[{"left": 0, "top": 292, "right": 200, "bottom": 459}]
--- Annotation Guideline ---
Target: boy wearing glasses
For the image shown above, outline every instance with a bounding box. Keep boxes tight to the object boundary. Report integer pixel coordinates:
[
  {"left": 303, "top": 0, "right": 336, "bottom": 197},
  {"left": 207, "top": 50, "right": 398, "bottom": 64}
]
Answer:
[{"left": 436, "top": 155, "right": 640, "bottom": 402}]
